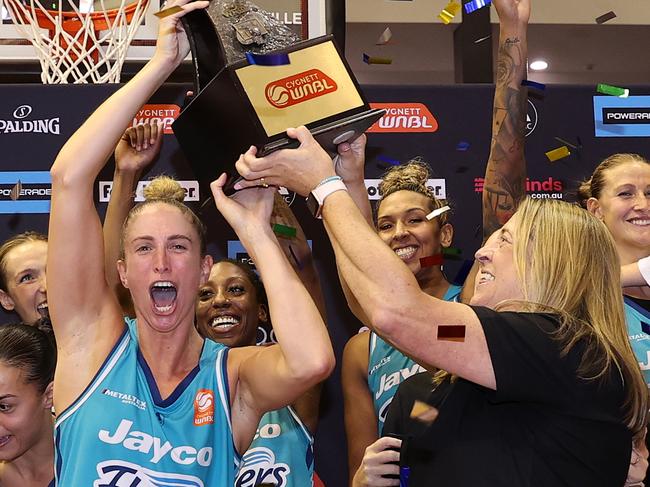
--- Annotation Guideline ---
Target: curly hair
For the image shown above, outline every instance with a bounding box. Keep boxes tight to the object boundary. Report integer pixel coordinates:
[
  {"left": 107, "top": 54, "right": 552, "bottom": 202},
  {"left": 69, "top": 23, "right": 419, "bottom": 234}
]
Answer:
[{"left": 377, "top": 158, "right": 450, "bottom": 225}]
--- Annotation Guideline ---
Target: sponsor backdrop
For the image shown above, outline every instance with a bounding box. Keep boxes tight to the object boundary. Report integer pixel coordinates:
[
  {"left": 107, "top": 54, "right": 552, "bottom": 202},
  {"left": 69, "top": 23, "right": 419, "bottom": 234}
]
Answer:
[{"left": 1, "top": 82, "right": 649, "bottom": 485}]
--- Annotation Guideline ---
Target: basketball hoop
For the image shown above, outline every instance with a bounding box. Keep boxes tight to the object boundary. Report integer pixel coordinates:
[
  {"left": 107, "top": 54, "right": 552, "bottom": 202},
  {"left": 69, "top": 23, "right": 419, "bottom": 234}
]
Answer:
[{"left": 5, "top": 0, "right": 149, "bottom": 83}]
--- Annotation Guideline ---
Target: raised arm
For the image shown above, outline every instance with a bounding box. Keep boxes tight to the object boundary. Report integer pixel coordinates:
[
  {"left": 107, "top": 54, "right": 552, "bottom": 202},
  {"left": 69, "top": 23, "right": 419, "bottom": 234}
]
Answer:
[
  {"left": 211, "top": 174, "right": 335, "bottom": 453},
  {"left": 48, "top": 0, "right": 208, "bottom": 412},
  {"left": 104, "top": 121, "right": 162, "bottom": 317},
  {"left": 270, "top": 192, "right": 327, "bottom": 433},
  {"left": 459, "top": 0, "right": 530, "bottom": 304},
  {"left": 482, "top": 0, "right": 529, "bottom": 237}
]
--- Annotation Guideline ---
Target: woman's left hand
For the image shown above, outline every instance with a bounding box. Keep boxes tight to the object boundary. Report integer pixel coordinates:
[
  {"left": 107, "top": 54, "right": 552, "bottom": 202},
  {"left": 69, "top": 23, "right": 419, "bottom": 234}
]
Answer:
[{"left": 211, "top": 173, "right": 276, "bottom": 242}]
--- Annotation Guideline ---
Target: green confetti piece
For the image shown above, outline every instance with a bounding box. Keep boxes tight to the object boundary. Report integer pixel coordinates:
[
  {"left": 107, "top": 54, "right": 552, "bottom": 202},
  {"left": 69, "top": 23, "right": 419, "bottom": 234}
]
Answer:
[
  {"left": 596, "top": 83, "right": 629, "bottom": 98},
  {"left": 272, "top": 223, "right": 297, "bottom": 238},
  {"left": 442, "top": 247, "right": 462, "bottom": 256}
]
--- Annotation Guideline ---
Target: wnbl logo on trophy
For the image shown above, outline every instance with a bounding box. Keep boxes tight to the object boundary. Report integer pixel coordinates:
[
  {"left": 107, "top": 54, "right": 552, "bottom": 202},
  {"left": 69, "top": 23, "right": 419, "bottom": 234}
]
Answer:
[
  {"left": 265, "top": 69, "right": 338, "bottom": 109},
  {"left": 193, "top": 389, "right": 215, "bottom": 426}
]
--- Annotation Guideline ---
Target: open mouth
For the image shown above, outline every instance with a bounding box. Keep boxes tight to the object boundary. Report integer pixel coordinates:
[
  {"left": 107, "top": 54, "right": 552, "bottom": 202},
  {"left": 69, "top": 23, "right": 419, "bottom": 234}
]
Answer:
[
  {"left": 628, "top": 218, "right": 650, "bottom": 227},
  {"left": 0, "top": 435, "right": 12, "bottom": 448},
  {"left": 150, "top": 281, "right": 177, "bottom": 313},
  {"left": 394, "top": 245, "right": 418, "bottom": 261},
  {"left": 210, "top": 315, "right": 241, "bottom": 332},
  {"left": 478, "top": 271, "right": 495, "bottom": 284},
  {"left": 36, "top": 301, "right": 48, "bottom": 318}
]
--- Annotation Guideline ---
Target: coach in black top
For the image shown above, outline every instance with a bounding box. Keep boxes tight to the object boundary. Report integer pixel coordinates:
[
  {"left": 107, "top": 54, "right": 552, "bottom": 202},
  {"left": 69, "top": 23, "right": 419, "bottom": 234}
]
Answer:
[{"left": 233, "top": 125, "right": 648, "bottom": 484}]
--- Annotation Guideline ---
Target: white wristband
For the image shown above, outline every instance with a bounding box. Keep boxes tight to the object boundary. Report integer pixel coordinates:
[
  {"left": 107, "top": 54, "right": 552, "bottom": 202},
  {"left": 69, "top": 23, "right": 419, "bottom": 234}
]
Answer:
[{"left": 638, "top": 256, "right": 650, "bottom": 286}]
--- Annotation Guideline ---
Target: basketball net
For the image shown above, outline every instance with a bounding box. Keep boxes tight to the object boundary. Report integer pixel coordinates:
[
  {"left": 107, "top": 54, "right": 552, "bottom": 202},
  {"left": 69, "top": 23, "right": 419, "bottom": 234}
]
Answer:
[{"left": 5, "top": 0, "right": 149, "bottom": 83}]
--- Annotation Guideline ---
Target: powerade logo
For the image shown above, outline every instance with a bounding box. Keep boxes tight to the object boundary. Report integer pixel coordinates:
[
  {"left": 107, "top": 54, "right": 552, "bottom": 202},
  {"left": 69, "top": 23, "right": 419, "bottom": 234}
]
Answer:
[
  {"left": 265, "top": 69, "right": 337, "bottom": 108},
  {"left": 94, "top": 460, "right": 204, "bottom": 487},
  {"left": 132, "top": 104, "right": 180, "bottom": 135},
  {"left": 473, "top": 176, "right": 564, "bottom": 199},
  {"left": 0, "top": 105, "right": 60, "bottom": 135},
  {"left": 0, "top": 171, "right": 51, "bottom": 214},
  {"left": 235, "top": 447, "right": 290, "bottom": 487},
  {"left": 98, "top": 180, "right": 199, "bottom": 203},
  {"left": 594, "top": 96, "right": 650, "bottom": 137},
  {"left": 368, "top": 103, "right": 438, "bottom": 133},
  {"left": 365, "top": 178, "right": 446, "bottom": 201}
]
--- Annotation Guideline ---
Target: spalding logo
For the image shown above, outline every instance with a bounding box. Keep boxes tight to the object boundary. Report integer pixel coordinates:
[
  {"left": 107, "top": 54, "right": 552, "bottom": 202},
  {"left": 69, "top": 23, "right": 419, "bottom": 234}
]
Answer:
[{"left": 265, "top": 69, "right": 338, "bottom": 109}]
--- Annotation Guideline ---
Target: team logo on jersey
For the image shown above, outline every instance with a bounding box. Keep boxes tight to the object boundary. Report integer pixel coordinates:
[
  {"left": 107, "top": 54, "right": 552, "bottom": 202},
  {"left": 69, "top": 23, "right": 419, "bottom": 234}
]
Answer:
[
  {"left": 235, "top": 447, "right": 290, "bottom": 487},
  {"left": 94, "top": 459, "right": 204, "bottom": 486},
  {"left": 194, "top": 389, "right": 215, "bottom": 426}
]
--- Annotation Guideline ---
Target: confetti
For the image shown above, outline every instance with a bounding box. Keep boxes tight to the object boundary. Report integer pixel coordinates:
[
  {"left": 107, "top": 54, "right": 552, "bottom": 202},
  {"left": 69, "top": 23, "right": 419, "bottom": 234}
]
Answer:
[
  {"left": 245, "top": 52, "right": 290, "bottom": 66},
  {"left": 464, "top": 0, "right": 491, "bottom": 14},
  {"left": 456, "top": 141, "right": 470, "bottom": 151},
  {"left": 437, "top": 324, "right": 466, "bottom": 342},
  {"left": 272, "top": 223, "right": 297, "bottom": 238},
  {"left": 522, "top": 79, "right": 546, "bottom": 91},
  {"left": 153, "top": 5, "right": 183, "bottom": 18},
  {"left": 438, "top": 0, "right": 461, "bottom": 24},
  {"left": 553, "top": 136, "right": 578, "bottom": 150},
  {"left": 400, "top": 466, "right": 411, "bottom": 487},
  {"left": 9, "top": 180, "right": 21, "bottom": 201},
  {"left": 420, "top": 254, "right": 443, "bottom": 268},
  {"left": 442, "top": 247, "right": 462, "bottom": 256},
  {"left": 642, "top": 322, "right": 650, "bottom": 335},
  {"left": 376, "top": 27, "right": 393, "bottom": 45},
  {"left": 474, "top": 34, "right": 491, "bottom": 44},
  {"left": 410, "top": 400, "right": 439, "bottom": 424},
  {"left": 363, "top": 53, "right": 393, "bottom": 65},
  {"left": 596, "top": 83, "right": 629, "bottom": 98},
  {"left": 426, "top": 205, "right": 450, "bottom": 221},
  {"left": 378, "top": 155, "right": 401, "bottom": 166},
  {"left": 545, "top": 146, "right": 571, "bottom": 162},
  {"left": 595, "top": 11, "right": 616, "bottom": 24}
]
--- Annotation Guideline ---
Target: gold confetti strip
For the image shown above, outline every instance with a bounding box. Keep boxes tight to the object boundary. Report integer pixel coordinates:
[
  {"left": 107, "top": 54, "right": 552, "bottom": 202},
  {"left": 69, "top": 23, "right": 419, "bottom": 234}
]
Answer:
[
  {"left": 9, "top": 180, "right": 22, "bottom": 201},
  {"left": 438, "top": 0, "right": 461, "bottom": 24},
  {"left": 545, "top": 146, "right": 571, "bottom": 162},
  {"left": 376, "top": 27, "right": 393, "bottom": 45},
  {"left": 410, "top": 400, "right": 439, "bottom": 424},
  {"left": 153, "top": 5, "right": 184, "bottom": 18}
]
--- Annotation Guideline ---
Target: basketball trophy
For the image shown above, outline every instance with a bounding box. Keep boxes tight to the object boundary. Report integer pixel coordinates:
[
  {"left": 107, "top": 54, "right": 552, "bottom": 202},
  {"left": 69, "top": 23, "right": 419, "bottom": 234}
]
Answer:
[{"left": 173, "top": 0, "right": 384, "bottom": 194}]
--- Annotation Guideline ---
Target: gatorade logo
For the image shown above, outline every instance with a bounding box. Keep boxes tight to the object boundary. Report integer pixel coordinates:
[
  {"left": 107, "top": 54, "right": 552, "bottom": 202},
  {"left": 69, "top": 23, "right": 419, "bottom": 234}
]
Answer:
[
  {"left": 368, "top": 103, "right": 438, "bottom": 133},
  {"left": 193, "top": 389, "right": 214, "bottom": 426},
  {"left": 265, "top": 69, "right": 338, "bottom": 108},
  {"left": 132, "top": 104, "right": 180, "bottom": 134}
]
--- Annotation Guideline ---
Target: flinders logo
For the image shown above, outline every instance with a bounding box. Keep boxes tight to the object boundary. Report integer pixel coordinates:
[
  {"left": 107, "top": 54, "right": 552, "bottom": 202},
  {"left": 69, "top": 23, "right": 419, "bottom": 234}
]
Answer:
[
  {"left": 265, "top": 69, "right": 338, "bottom": 109},
  {"left": 0, "top": 105, "right": 60, "bottom": 135}
]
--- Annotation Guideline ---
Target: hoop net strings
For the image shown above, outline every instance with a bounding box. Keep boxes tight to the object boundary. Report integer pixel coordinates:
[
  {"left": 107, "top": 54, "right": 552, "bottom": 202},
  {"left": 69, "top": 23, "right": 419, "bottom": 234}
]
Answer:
[{"left": 5, "top": 0, "right": 149, "bottom": 83}]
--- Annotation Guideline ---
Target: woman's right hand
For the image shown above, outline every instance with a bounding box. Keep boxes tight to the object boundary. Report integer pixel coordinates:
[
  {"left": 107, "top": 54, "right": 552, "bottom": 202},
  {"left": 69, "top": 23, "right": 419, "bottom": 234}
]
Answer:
[
  {"left": 152, "top": 0, "right": 209, "bottom": 68},
  {"left": 352, "top": 436, "right": 402, "bottom": 487}
]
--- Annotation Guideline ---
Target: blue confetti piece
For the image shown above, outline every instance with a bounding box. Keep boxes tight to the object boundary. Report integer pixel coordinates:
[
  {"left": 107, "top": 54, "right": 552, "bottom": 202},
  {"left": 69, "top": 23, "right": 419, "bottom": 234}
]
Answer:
[
  {"left": 522, "top": 79, "right": 546, "bottom": 91},
  {"left": 456, "top": 141, "right": 470, "bottom": 151},
  {"left": 245, "top": 51, "right": 290, "bottom": 66},
  {"left": 464, "top": 0, "right": 491, "bottom": 14},
  {"left": 363, "top": 53, "right": 370, "bottom": 64},
  {"left": 378, "top": 155, "right": 401, "bottom": 166},
  {"left": 642, "top": 322, "right": 650, "bottom": 335}
]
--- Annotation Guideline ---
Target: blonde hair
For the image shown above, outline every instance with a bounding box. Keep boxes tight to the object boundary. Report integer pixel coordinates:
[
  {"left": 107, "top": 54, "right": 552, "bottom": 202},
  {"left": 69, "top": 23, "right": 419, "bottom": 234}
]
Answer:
[
  {"left": 120, "top": 176, "right": 206, "bottom": 259},
  {"left": 578, "top": 153, "right": 649, "bottom": 208},
  {"left": 0, "top": 232, "right": 47, "bottom": 291},
  {"left": 378, "top": 158, "right": 450, "bottom": 225},
  {"left": 512, "top": 198, "right": 648, "bottom": 433}
]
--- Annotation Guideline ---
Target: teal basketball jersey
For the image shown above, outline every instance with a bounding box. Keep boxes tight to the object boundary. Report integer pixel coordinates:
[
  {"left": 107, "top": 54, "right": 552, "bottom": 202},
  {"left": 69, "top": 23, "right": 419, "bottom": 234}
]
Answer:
[
  {"left": 54, "top": 318, "right": 238, "bottom": 486},
  {"left": 625, "top": 297, "right": 650, "bottom": 387},
  {"left": 368, "top": 284, "right": 462, "bottom": 433},
  {"left": 235, "top": 406, "right": 313, "bottom": 487}
]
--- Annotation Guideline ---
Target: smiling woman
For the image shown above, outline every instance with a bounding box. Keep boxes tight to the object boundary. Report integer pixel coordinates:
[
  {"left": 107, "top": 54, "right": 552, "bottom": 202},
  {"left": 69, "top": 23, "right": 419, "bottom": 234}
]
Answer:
[{"left": 0, "top": 232, "right": 48, "bottom": 324}]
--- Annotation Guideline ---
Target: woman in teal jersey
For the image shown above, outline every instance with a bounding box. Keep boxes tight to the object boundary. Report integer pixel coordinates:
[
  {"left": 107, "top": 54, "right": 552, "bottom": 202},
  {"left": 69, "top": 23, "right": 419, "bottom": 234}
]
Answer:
[
  {"left": 46, "top": 1, "right": 334, "bottom": 485},
  {"left": 338, "top": 0, "right": 530, "bottom": 479},
  {"left": 0, "top": 320, "right": 55, "bottom": 487}
]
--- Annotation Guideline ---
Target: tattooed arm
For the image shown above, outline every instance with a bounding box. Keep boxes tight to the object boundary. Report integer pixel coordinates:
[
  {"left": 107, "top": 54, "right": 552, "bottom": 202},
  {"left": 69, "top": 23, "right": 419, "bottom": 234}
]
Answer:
[{"left": 482, "top": 0, "right": 530, "bottom": 238}]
